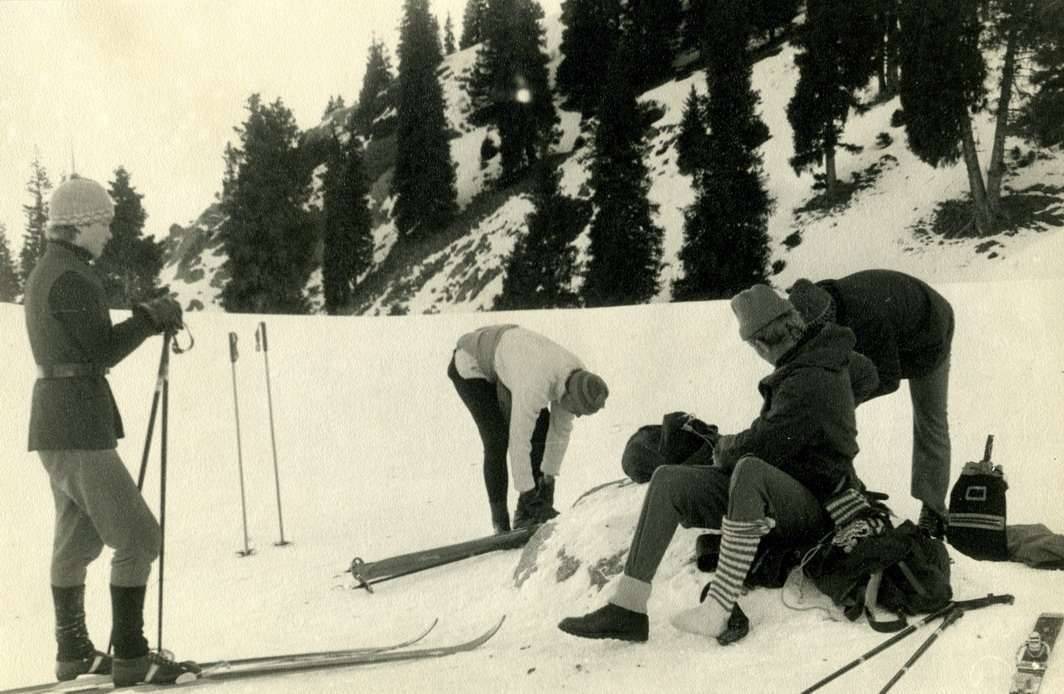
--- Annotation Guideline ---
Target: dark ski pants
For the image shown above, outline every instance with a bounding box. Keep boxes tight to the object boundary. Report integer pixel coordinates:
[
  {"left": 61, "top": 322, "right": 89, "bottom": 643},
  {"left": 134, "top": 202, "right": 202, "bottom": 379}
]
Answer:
[
  {"left": 909, "top": 355, "right": 951, "bottom": 517},
  {"left": 39, "top": 449, "right": 161, "bottom": 587},
  {"left": 448, "top": 354, "right": 549, "bottom": 505},
  {"left": 623, "top": 457, "right": 829, "bottom": 584}
]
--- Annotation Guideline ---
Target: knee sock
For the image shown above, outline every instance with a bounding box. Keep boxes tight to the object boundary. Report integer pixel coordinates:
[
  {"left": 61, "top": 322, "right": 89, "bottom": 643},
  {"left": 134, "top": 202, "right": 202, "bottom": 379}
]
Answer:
[
  {"left": 704, "top": 518, "right": 769, "bottom": 613},
  {"left": 110, "top": 585, "right": 149, "bottom": 659},
  {"left": 52, "top": 585, "right": 95, "bottom": 660}
]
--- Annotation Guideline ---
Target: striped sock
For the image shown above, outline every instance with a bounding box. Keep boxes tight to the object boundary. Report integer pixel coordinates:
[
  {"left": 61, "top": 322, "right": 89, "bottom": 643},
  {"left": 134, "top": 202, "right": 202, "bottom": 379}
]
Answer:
[
  {"left": 705, "top": 518, "right": 770, "bottom": 613},
  {"left": 824, "top": 488, "right": 871, "bottom": 528}
]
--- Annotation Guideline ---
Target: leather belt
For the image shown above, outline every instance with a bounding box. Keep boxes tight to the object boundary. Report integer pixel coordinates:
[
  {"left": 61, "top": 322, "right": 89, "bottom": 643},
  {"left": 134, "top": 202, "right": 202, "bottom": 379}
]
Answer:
[{"left": 36, "top": 363, "right": 109, "bottom": 379}]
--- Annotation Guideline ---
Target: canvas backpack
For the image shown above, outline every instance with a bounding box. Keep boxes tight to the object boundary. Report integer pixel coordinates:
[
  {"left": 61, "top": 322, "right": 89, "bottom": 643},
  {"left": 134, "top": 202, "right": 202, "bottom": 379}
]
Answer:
[
  {"left": 620, "top": 412, "right": 718, "bottom": 483},
  {"left": 802, "top": 514, "right": 953, "bottom": 632},
  {"left": 947, "top": 435, "right": 1008, "bottom": 561}
]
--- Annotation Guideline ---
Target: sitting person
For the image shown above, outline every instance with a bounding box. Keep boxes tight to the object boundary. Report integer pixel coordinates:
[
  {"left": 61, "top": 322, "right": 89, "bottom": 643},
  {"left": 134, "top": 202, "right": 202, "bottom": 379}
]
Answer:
[{"left": 558, "top": 285, "right": 877, "bottom": 642}]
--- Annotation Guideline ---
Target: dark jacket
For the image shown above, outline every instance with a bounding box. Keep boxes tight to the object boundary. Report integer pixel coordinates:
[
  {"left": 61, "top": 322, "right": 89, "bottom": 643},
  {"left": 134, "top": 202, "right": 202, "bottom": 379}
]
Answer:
[
  {"left": 715, "top": 324, "right": 878, "bottom": 501},
  {"left": 819, "top": 270, "right": 954, "bottom": 398},
  {"left": 24, "top": 241, "right": 157, "bottom": 451}
]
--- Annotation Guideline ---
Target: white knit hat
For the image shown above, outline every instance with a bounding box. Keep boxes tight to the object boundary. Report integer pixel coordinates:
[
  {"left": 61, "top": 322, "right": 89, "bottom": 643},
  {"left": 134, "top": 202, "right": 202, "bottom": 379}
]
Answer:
[{"left": 48, "top": 175, "right": 114, "bottom": 228}]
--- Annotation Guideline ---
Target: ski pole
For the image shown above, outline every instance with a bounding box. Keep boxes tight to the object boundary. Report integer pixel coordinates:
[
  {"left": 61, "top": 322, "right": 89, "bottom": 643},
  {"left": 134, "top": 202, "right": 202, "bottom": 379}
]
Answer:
[
  {"left": 136, "top": 335, "right": 171, "bottom": 489},
  {"left": 879, "top": 607, "right": 963, "bottom": 693},
  {"left": 256, "top": 321, "right": 289, "bottom": 546},
  {"left": 802, "top": 593, "right": 1014, "bottom": 693},
  {"left": 156, "top": 330, "right": 173, "bottom": 649},
  {"left": 229, "top": 332, "right": 253, "bottom": 557}
]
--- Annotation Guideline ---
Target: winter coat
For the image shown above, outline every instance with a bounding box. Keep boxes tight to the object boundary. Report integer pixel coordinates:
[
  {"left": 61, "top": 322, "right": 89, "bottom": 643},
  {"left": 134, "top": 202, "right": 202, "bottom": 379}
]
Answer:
[
  {"left": 818, "top": 270, "right": 954, "bottom": 398},
  {"left": 456, "top": 325, "right": 582, "bottom": 494},
  {"left": 714, "top": 324, "right": 878, "bottom": 501},
  {"left": 23, "top": 240, "right": 157, "bottom": 451}
]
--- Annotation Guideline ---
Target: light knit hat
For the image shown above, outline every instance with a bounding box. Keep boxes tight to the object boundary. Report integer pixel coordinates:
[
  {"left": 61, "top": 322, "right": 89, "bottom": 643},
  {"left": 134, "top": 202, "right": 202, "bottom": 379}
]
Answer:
[
  {"left": 730, "top": 284, "right": 793, "bottom": 340},
  {"left": 48, "top": 175, "right": 114, "bottom": 228},
  {"left": 566, "top": 369, "right": 609, "bottom": 415}
]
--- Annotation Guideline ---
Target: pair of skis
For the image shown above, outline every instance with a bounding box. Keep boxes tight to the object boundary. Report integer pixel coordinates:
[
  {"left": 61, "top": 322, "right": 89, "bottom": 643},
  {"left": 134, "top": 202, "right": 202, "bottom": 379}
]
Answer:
[{"left": 3, "top": 617, "right": 504, "bottom": 694}]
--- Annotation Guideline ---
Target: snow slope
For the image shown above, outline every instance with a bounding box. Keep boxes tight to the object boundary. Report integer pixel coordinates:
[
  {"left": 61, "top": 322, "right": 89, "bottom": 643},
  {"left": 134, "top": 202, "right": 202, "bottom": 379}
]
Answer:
[
  {"left": 157, "top": 14, "right": 1064, "bottom": 315},
  {"left": 1, "top": 277, "right": 1062, "bottom": 692}
]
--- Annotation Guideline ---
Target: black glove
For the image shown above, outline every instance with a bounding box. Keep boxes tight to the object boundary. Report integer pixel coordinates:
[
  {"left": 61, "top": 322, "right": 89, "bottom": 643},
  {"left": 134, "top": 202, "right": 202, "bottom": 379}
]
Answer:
[
  {"left": 514, "top": 485, "right": 559, "bottom": 529},
  {"left": 138, "top": 296, "right": 183, "bottom": 333}
]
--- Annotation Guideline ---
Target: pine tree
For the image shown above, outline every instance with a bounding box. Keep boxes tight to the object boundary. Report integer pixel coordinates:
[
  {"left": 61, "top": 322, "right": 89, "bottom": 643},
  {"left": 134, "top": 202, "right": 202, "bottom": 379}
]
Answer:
[
  {"left": 0, "top": 223, "right": 20, "bottom": 302},
  {"left": 675, "top": 85, "right": 710, "bottom": 176},
  {"left": 582, "top": 41, "right": 664, "bottom": 307},
  {"left": 20, "top": 154, "right": 51, "bottom": 285},
  {"left": 897, "top": 0, "right": 992, "bottom": 233},
  {"left": 494, "top": 157, "right": 583, "bottom": 309},
  {"left": 624, "top": 0, "right": 683, "bottom": 89},
  {"left": 872, "top": 0, "right": 901, "bottom": 96},
  {"left": 468, "top": 0, "right": 557, "bottom": 183},
  {"left": 786, "top": 0, "right": 879, "bottom": 197},
  {"left": 394, "top": 0, "right": 458, "bottom": 239},
  {"left": 750, "top": 0, "right": 800, "bottom": 42},
  {"left": 674, "top": 0, "right": 772, "bottom": 301},
  {"left": 321, "top": 124, "right": 373, "bottom": 315},
  {"left": 219, "top": 94, "right": 317, "bottom": 313},
  {"left": 355, "top": 37, "right": 395, "bottom": 136},
  {"left": 556, "top": 0, "right": 624, "bottom": 116},
  {"left": 96, "top": 167, "right": 164, "bottom": 308},
  {"left": 323, "top": 95, "right": 347, "bottom": 119},
  {"left": 1017, "top": 2, "right": 1064, "bottom": 146},
  {"left": 682, "top": 0, "right": 711, "bottom": 52},
  {"left": 460, "top": 0, "right": 489, "bottom": 48},
  {"left": 444, "top": 12, "right": 457, "bottom": 54}
]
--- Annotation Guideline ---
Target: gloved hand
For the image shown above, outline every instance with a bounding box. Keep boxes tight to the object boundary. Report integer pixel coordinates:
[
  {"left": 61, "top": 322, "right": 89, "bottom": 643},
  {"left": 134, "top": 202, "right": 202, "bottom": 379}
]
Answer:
[
  {"left": 138, "top": 296, "right": 184, "bottom": 333},
  {"left": 514, "top": 484, "right": 560, "bottom": 529}
]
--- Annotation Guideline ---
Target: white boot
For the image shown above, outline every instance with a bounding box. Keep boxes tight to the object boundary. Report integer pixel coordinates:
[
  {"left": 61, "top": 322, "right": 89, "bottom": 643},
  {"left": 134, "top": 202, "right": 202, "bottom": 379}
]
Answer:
[{"left": 670, "top": 597, "right": 730, "bottom": 638}]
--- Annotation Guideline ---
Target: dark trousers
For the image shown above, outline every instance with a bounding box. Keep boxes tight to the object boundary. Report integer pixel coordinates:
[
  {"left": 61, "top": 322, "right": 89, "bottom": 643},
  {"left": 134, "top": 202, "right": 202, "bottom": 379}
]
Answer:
[
  {"left": 624, "top": 458, "right": 830, "bottom": 583},
  {"left": 448, "top": 354, "right": 549, "bottom": 504}
]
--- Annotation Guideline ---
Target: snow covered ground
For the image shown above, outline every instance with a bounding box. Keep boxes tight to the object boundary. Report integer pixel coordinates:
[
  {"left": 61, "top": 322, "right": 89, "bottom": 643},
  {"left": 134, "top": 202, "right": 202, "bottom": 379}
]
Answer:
[{"left": 1, "top": 277, "right": 1062, "bottom": 692}]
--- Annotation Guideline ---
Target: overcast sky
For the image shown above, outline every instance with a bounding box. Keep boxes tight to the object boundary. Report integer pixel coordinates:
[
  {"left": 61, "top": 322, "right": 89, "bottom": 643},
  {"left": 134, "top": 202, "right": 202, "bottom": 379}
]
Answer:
[{"left": 0, "top": 0, "right": 563, "bottom": 247}]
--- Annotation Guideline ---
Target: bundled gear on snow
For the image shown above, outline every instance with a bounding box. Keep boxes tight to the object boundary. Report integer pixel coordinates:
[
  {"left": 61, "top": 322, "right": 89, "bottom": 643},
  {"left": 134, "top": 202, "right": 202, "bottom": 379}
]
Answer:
[
  {"left": 620, "top": 412, "right": 719, "bottom": 483},
  {"left": 947, "top": 435, "right": 1008, "bottom": 561},
  {"left": 802, "top": 490, "right": 952, "bottom": 631}
]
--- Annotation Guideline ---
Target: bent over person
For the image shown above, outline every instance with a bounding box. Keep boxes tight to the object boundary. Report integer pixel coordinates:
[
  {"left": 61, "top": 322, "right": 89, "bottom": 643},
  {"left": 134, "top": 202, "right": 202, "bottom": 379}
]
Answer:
[
  {"left": 23, "top": 175, "right": 195, "bottom": 685},
  {"left": 788, "top": 270, "right": 954, "bottom": 536},
  {"left": 559, "top": 285, "right": 877, "bottom": 642},
  {"left": 449, "top": 324, "right": 609, "bottom": 534}
]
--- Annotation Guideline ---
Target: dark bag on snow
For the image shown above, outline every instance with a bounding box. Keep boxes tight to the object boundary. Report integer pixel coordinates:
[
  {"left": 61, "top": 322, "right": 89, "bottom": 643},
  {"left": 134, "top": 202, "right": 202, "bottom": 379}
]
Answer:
[
  {"left": 948, "top": 435, "right": 1008, "bottom": 561},
  {"left": 803, "top": 519, "right": 953, "bottom": 627},
  {"left": 620, "top": 412, "right": 718, "bottom": 483},
  {"left": 695, "top": 532, "right": 805, "bottom": 589}
]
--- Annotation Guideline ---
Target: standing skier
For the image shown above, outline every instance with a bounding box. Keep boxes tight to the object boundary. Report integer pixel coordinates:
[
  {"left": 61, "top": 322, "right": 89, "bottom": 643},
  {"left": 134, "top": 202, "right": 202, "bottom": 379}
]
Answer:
[
  {"left": 23, "top": 175, "right": 198, "bottom": 685},
  {"left": 788, "top": 270, "right": 955, "bottom": 537},
  {"left": 449, "top": 324, "right": 609, "bottom": 534},
  {"left": 558, "top": 285, "right": 878, "bottom": 642}
]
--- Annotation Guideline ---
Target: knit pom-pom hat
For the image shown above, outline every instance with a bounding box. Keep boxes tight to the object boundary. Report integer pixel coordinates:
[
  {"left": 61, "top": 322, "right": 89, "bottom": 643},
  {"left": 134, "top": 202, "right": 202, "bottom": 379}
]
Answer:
[
  {"left": 48, "top": 175, "right": 114, "bottom": 228},
  {"left": 566, "top": 369, "right": 609, "bottom": 415}
]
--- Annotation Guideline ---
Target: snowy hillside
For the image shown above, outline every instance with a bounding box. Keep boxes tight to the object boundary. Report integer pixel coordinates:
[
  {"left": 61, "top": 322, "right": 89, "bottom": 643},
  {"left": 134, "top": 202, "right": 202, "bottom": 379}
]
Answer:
[
  {"left": 1, "top": 278, "right": 1062, "bottom": 692},
  {"left": 157, "top": 13, "right": 1064, "bottom": 315}
]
